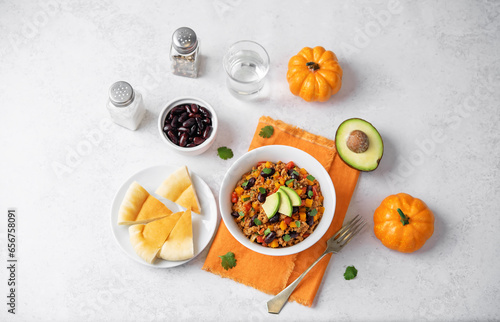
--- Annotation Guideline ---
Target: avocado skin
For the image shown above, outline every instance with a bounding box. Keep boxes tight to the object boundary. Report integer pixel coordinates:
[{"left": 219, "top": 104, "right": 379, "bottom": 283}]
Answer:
[{"left": 335, "top": 118, "right": 384, "bottom": 172}]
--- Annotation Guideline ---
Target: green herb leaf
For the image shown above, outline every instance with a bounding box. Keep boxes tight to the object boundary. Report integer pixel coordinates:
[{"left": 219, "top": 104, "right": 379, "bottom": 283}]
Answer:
[
  {"left": 238, "top": 211, "right": 245, "bottom": 217},
  {"left": 264, "top": 228, "right": 271, "bottom": 236},
  {"left": 283, "top": 234, "right": 291, "bottom": 242},
  {"left": 217, "top": 147, "right": 234, "bottom": 160},
  {"left": 259, "top": 125, "right": 274, "bottom": 138},
  {"left": 254, "top": 218, "right": 262, "bottom": 226},
  {"left": 258, "top": 187, "right": 266, "bottom": 194},
  {"left": 241, "top": 180, "right": 249, "bottom": 188},
  {"left": 309, "top": 209, "right": 318, "bottom": 217},
  {"left": 262, "top": 168, "right": 272, "bottom": 175},
  {"left": 295, "top": 221, "right": 301, "bottom": 227},
  {"left": 306, "top": 175, "right": 315, "bottom": 181},
  {"left": 285, "top": 179, "right": 295, "bottom": 186},
  {"left": 242, "top": 197, "right": 250, "bottom": 202},
  {"left": 292, "top": 170, "right": 300, "bottom": 177},
  {"left": 219, "top": 252, "right": 237, "bottom": 270},
  {"left": 307, "top": 190, "right": 314, "bottom": 198},
  {"left": 344, "top": 266, "right": 358, "bottom": 280}
]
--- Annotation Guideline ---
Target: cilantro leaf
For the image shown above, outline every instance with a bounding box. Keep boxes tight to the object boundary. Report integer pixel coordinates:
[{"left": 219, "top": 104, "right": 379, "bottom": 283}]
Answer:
[
  {"left": 283, "top": 234, "right": 291, "bottom": 242},
  {"left": 306, "top": 175, "right": 315, "bottom": 181},
  {"left": 285, "top": 179, "right": 295, "bottom": 186},
  {"left": 254, "top": 218, "right": 262, "bottom": 226},
  {"left": 219, "top": 252, "right": 237, "bottom": 270},
  {"left": 238, "top": 211, "right": 245, "bottom": 217},
  {"left": 259, "top": 125, "right": 274, "bottom": 138},
  {"left": 262, "top": 168, "right": 272, "bottom": 174},
  {"left": 264, "top": 228, "right": 271, "bottom": 236},
  {"left": 295, "top": 221, "right": 301, "bottom": 227},
  {"left": 217, "top": 147, "right": 234, "bottom": 160},
  {"left": 309, "top": 209, "right": 318, "bottom": 217},
  {"left": 344, "top": 266, "right": 358, "bottom": 280},
  {"left": 241, "top": 180, "right": 249, "bottom": 188},
  {"left": 242, "top": 197, "right": 250, "bottom": 202},
  {"left": 307, "top": 190, "right": 314, "bottom": 198},
  {"left": 258, "top": 187, "right": 266, "bottom": 194}
]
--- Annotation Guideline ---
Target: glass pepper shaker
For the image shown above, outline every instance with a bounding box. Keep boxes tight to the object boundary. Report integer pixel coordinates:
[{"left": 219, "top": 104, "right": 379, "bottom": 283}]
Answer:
[
  {"left": 170, "top": 27, "right": 200, "bottom": 78},
  {"left": 106, "top": 81, "right": 146, "bottom": 131}
]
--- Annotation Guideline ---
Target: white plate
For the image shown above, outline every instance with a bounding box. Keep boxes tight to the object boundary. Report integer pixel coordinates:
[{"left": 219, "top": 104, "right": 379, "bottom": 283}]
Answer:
[{"left": 110, "top": 165, "right": 218, "bottom": 268}]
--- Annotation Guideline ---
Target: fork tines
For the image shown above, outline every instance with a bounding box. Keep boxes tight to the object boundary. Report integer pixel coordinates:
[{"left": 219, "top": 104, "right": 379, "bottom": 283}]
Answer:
[{"left": 334, "top": 215, "right": 366, "bottom": 246}]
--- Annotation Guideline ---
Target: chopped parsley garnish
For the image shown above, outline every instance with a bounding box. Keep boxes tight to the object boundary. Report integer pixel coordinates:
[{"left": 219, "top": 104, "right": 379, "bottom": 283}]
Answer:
[
  {"left": 262, "top": 168, "right": 272, "bottom": 174},
  {"left": 309, "top": 209, "right": 318, "bottom": 216},
  {"left": 259, "top": 125, "right": 274, "bottom": 138},
  {"left": 306, "top": 175, "right": 315, "bottom": 181},
  {"left": 258, "top": 187, "right": 266, "bottom": 194},
  {"left": 307, "top": 190, "right": 314, "bottom": 198},
  {"left": 238, "top": 211, "right": 245, "bottom": 217},
  {"left": 344, "top": 266, "right": 358, "bottom": 280},
  {"left": 283, "top": 234, "right": 291, "bottom": 242},
  {"left": 263, "top": 228, "right": 271, "bottom": 236},
  {"left": 254, "top": 218, "right": 262, "bottom": 226},
  {"left": 217, "top": 147, "right": 234, "bottom": 160},
  {"left": 219, "top": 252, "right": 237, "bottom": 270}
]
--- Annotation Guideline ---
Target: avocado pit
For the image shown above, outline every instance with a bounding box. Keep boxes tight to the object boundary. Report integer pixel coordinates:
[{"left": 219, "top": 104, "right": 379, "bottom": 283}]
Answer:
[{"left": 346, "top": 130, "right": 369, "bottom": 153}]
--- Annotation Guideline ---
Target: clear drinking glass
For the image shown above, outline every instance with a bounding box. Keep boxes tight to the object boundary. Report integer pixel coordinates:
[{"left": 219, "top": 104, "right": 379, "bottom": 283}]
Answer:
[{"left": 223, "top": 40, "right": 270, "bottom": 96}]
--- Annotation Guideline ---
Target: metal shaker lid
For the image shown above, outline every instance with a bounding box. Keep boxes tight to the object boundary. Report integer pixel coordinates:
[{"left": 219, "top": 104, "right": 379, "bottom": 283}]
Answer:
[
  {"left": 109, "top": 81, "right": 135, "bottom": 107},
  {"left": 172, "top": 27, "right": 198, "bottom": 54}
]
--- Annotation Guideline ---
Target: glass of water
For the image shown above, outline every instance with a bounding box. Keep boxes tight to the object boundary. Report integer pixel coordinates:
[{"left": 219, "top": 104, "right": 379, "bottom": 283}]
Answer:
[{"left": 223, "top": 40, "right": 270, "bottom": 97}]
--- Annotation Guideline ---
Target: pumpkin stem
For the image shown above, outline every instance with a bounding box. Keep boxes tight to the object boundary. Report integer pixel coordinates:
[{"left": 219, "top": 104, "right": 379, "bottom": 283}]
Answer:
[
  {"left": 397, "top": 208, "right": 410, "bottom": 226},
  {"left": 306, "top": 62, "right": 320, "bottom": 71}
]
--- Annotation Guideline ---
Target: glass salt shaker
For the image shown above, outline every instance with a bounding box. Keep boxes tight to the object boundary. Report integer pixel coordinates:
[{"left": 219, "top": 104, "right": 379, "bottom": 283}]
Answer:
[
  {"left": 170, "top": 27, "right": 200, "bottom": 78},
  {"left": 106, "top": 81, "right": 146, "bottom": 131}
]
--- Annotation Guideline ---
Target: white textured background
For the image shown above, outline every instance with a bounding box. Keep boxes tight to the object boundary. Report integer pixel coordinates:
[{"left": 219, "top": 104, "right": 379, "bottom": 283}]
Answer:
[{"left": 1, "top": 0, "right": 499, "bottom": 321}]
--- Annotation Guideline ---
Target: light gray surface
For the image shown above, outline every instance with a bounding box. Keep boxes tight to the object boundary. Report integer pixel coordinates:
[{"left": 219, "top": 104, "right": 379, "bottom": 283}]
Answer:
[{"left": 1, "top": 0, "right": 499, "bottom": 321}]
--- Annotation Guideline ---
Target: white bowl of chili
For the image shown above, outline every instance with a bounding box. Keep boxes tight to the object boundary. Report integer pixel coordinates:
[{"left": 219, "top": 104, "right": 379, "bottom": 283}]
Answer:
[{"left": 219, "top": 145, "right": 336, "bottom": 256}]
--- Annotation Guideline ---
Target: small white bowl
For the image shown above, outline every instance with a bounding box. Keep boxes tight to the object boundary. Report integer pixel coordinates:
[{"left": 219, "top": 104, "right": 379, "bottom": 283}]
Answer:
[
  {"left": 219, "top": 145, "right": 336, "bottom": 256},
  {"left": 158, "top": 97, "right": 218, "bottom": 156}
]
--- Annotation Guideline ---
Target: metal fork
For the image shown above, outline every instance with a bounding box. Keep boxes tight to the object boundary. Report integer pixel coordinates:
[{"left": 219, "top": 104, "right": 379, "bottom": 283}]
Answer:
[{"left": 267, "top": 215, "right": 366, "bottom": 314}]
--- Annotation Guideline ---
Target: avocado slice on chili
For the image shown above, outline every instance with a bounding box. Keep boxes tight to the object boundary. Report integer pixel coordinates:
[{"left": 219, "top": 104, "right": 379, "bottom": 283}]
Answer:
[{"left": 262, "top": 191, "right": 280, "bottom": 219}]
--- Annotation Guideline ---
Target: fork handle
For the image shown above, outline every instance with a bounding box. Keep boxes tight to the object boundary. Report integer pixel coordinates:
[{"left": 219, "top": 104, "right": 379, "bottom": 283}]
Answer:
[{"left": 267, "top": 250, "right": 330, "bottom": 314}]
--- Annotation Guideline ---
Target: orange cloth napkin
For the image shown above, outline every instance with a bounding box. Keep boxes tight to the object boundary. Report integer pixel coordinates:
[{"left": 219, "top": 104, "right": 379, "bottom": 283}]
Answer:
[{"left": 202, "top": 116, "right": 360, "bottom": 306}]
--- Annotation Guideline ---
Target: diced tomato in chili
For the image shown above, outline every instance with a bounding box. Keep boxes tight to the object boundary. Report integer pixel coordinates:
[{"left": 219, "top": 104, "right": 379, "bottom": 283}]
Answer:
[
  {"left": 257, "top": 161, "right": 266, "bottom": 166},
  {"left": 259, "top": 228, "right": 265, "bottom": 234},
  {"left": 243, "top": 202, "right": 251, "bottom": 212},
  {"left": 262, "top": 242, "right": 268, "bottom": 247},
  {"left": 303, "top": 233, "right": 310, "bottom": 238},
  {"left": 284, "top": 217, "right": 293, "bottom": 225},
  {"left": 312, "top": 186, "right": 318, "bottom": 199},
  {"left": 300, "top": 199, "right": 306, "bottom": 207},
  {"left": 285, "top": 161, "right": 295, "bottom": 170},
  {"left": 231, "top": 192, "right": 238, "bottom": 203},
  {"left": 256, "top": 236, "right": 264, "bottom": 243}
]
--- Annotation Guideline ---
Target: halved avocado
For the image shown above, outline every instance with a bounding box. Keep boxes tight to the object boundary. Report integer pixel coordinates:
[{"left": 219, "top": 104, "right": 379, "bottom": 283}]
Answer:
[
  {"left": 335, "top": 118, "right": 383, "bottom": 171},
  {"left": 262, "top": 191, "right": 280, "bottom": 219},
  {"left": 279, "top": 186, "right": 301, "bottom": 207},
  {"left": 277, "top": 188, "right": 293, "bottom": 217}
]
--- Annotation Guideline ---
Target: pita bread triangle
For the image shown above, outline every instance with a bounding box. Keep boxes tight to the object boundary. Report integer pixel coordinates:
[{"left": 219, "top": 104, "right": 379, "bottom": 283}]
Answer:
[
  {"left": 118, "top": 181, "right": 173, "bottom": 225},
  {"left": 155, "top": 166, "right": 201, "bottom": 214},
  {"left": 159, "top": 209, "right": 193, "bottom": 261},
  {"left": 128, "top": 211, "right": 183, "bottom": 264}
]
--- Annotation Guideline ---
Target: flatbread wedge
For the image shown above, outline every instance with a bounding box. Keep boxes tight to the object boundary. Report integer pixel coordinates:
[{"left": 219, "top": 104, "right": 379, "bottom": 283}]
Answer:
[
  {"left": 159, "top": 209, "right": 194, "bottom": 261},
  {"left": 155, "top": 166, "right": 201, "bottom": 214},
  {"left": 129, "top": 211, "right": 183, "bottom": 264},
  {"left": 118, "top": 181, "right": 173, "bottom": 225}
]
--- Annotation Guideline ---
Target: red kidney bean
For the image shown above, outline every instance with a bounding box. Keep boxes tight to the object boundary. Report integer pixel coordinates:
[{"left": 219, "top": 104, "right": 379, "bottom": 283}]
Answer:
[
  {"left": 182, "top": 118, "right": 196, "bottom": 128},
  {"left": 171, "top": 115, "right": 180, "bottom": 128},
  {"left": 185, "top": 104, "right": 192, "bottom": 113},
  {"left": 188, "top": 113, "right": 201, "bottom": 118},
  {"left": 202, "top": 126, "right": 212, "bottom": 139},
  {"left": 167, "top": 130, "right": 178, "bottom": 144},
  {"left": 196, "top": 117, "right": 204, "bottom": 130},
  {"left": 189, "top": 124, "right": 197, "bottom": 136},
  {"left": 190, "top": 104, "right": 199, "bottom": 113},
  {"left": 186, "top": 143, "right": 196, "bottom": 147},
  {"left": 202, "top": 117, "right": 211, "bottom": 125},
  {"left": 199, "top": 106, "right": 211, "bottom": 118},
  {"left": 179, "top": 133, "right": 188, "bottom": 147},
  {"left": 178, "top": 112, "right": 189, "bottom": 123},
  {"left": 193, "top": 137, "right": 205, "bottom": 145},
  {"left": 163, "top": 124, "right": 172, "bottom": 132},
  {"left": 177, "top": 127, "right": 189, "bottom": 133},
  {"left": 171, "top": 106, "right": 185, "bottom": 115}
]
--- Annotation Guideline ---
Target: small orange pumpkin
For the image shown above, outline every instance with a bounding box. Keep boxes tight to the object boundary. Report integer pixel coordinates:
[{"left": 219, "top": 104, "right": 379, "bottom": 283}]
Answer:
[
  {"left": 374, "top": 193, "right": 435, "bottom": 253},
  {"left": 286, "top": 46, "right": 343, "bottom": 102}
]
